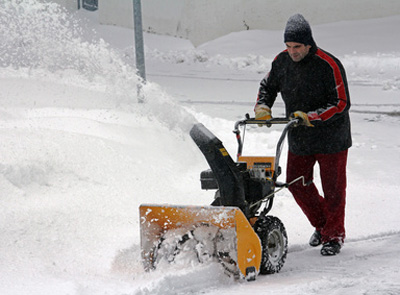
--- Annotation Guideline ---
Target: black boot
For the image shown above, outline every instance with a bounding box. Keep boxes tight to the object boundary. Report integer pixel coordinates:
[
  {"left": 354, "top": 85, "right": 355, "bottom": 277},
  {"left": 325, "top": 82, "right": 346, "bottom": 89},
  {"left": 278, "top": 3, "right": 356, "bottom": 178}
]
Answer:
[
  {"left": 321, "top": 241, "right": 341, "bottom": 256},
  {"left": 309, "top": 230, "right": 321, "bottom": 247}
]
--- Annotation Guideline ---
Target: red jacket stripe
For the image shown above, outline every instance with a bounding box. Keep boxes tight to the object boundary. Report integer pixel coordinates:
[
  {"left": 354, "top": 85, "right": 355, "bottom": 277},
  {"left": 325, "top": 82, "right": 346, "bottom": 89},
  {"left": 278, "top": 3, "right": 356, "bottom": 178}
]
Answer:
[{"left": 314, "top": 49, "right": 348, "bottom": 121}]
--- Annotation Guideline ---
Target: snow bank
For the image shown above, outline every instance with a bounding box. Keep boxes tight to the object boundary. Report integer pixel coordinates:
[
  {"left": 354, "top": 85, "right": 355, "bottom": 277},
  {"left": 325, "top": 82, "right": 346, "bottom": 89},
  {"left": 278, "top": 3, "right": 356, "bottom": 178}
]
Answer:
[{"left": 0, "top": 3, "right": 207, "bottom": 293}]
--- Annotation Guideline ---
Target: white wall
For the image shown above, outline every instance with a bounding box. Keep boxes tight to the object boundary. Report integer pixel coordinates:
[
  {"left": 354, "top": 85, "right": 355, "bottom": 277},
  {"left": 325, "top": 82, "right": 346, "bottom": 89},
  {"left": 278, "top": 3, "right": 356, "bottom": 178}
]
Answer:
[
  {"left": 98, "top": 0, "right": 134, "bottom": 28},
  {"left": 47, "top": 0, "right": 78, "bottom": 11},
  {"left": 55, "top": 0, "right": 400, "bottom": 46}
]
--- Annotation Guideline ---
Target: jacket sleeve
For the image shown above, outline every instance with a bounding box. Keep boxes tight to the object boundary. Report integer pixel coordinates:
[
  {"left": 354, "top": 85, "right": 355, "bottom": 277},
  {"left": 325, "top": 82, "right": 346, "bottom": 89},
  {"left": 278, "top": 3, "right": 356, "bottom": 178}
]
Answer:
[
  {"left": 255, "top": 58, "right": 280, "bottom": 109},
  {"left": 308, "top": 50, "right": 350, "bottom": 123}
]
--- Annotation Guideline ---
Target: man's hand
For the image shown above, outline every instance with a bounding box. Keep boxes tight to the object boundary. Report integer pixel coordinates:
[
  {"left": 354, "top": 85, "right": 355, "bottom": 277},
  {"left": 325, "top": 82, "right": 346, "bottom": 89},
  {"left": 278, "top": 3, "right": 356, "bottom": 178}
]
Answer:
[
  {"left": 255, "top": 105, "right": 272, "bottom": 126},
  {"left": 290, "top": 111, "right": 314, "bottom": 127}
]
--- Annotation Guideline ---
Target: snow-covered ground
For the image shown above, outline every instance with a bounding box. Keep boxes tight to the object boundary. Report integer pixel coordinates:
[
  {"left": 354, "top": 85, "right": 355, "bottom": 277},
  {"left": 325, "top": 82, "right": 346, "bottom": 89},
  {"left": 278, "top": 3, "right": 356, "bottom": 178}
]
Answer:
[{"left": 0, "top": 1, "right": 399, "bottom": 294}]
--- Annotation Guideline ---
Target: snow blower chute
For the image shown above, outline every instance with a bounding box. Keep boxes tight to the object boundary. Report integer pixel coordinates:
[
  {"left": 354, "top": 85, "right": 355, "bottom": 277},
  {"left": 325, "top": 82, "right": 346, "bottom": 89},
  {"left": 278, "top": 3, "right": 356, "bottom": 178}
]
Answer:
[{"left": 139, "top": 116, "right": 299, "bottom": 280}]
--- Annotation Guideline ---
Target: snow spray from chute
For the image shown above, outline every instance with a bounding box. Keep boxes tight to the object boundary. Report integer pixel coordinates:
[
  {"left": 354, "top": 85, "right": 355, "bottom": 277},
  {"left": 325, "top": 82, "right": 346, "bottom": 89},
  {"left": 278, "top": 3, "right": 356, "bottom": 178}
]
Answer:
[
  {"left": 0, "top": 0, "right": 141, "bottom": 100},
  {"left": 0, "top": 0, "right": 196, "bottom": 130}
]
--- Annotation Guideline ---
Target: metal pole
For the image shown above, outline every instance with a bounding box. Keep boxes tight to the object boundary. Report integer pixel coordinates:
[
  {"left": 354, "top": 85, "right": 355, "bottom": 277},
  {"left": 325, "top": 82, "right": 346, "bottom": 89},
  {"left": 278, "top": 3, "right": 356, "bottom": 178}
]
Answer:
[{"left": 133, "top": 0, "right": 146, "bottom": 103}]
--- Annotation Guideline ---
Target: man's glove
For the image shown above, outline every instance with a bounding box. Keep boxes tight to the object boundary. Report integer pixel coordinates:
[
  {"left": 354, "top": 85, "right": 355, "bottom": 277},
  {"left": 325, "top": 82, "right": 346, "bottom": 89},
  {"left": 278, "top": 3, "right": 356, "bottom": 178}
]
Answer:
[
  {"left": 255, "top": 105, "right": 272, "bottom": 126},
  {"left": 290, "top": 111, "right": 314, "bottom": 127}
]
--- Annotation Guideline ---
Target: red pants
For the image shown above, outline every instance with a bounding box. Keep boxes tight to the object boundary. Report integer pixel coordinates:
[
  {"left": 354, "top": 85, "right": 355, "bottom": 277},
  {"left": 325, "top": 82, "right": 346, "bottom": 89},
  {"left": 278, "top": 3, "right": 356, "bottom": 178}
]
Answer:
[{"left": 286, "top": 150, "right": 348, "bottom": 244}]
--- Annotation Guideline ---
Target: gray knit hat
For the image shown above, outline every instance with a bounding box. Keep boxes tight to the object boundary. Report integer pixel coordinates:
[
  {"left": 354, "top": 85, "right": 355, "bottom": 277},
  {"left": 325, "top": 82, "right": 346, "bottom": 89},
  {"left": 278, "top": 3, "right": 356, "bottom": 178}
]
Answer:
[{"left": 284, "top": 14, "right": 316, "bottom": 46}]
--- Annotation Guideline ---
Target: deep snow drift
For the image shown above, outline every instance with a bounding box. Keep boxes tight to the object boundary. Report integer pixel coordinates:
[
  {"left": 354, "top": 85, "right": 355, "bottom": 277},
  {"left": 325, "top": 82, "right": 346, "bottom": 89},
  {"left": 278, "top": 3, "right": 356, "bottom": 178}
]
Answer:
[{"left": 0, "top": 2, "right": 399, "bottom": 294}]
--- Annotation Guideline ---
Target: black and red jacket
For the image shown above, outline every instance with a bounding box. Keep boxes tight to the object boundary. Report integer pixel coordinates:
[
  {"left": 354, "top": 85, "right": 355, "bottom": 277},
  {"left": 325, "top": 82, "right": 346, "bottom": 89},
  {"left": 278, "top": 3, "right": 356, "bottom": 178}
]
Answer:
[{"left": 256, "top": 46, "right": 352, "bottom": 155}]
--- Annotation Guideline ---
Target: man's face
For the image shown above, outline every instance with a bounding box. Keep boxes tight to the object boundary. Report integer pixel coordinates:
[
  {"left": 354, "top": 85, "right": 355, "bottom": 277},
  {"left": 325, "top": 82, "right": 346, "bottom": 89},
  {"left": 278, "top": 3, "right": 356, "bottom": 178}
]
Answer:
[{"left": 286, "top": 42, "right": 311, "bottom": 62}]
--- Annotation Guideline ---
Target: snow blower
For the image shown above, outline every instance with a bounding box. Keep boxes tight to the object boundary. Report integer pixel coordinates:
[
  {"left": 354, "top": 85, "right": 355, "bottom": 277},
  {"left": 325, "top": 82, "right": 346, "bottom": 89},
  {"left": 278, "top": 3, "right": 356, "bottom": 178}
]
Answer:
[{"left": 139, "top": 115, "right": 300, "bottom": 280}]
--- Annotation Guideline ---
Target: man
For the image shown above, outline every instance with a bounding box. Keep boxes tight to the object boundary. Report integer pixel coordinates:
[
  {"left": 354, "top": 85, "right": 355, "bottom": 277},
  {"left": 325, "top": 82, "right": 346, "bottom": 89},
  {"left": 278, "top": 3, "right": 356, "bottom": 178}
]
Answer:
[{"left": 254, "top": 14, "right": 351, "bottom": 256}]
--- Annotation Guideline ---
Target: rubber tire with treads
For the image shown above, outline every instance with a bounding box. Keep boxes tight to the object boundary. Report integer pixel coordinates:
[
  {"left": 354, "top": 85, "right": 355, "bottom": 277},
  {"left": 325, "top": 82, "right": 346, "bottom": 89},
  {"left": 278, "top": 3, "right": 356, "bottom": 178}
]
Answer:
[{"left": 254, "top": 215, "right": 288, "bottom": 274}]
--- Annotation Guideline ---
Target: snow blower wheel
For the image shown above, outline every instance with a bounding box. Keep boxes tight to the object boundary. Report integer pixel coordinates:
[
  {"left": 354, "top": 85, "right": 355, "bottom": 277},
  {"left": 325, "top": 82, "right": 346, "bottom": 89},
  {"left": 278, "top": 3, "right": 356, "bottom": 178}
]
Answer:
[{"left": 255, "top": 216, "right": 288, "bottom": 274}]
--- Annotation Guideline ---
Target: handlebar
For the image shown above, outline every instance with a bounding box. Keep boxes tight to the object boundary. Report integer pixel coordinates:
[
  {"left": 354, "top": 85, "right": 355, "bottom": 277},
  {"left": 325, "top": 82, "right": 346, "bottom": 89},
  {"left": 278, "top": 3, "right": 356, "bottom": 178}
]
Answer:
[
  {"left": 234, "top": 117, "right": 292, "bottom": 131},
  {"left": 233, "top": 115, "right": 299, "bottom": 180}
]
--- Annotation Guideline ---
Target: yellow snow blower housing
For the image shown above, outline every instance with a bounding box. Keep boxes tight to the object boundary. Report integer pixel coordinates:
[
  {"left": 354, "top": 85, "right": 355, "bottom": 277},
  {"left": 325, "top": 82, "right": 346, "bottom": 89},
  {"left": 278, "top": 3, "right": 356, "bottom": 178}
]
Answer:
[{"left": 139, "top": 204, "right": 262, "bottom": 279}]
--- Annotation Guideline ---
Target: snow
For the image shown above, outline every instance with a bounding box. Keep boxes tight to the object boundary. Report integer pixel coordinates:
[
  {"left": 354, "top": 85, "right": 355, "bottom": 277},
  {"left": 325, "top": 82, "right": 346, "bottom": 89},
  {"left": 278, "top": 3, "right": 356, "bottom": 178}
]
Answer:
[{"left": 0, "top": 1, "right": 399, "bottom": 294}]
